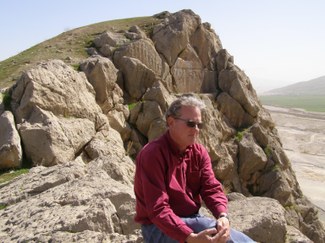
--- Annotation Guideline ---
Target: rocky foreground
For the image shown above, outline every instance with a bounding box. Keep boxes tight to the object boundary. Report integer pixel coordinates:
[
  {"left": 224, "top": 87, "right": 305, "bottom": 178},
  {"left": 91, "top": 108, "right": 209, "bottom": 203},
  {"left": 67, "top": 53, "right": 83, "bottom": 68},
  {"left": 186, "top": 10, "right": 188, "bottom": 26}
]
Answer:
[{"left": 266, "top": 105, "right": 325, "bottom": 227}]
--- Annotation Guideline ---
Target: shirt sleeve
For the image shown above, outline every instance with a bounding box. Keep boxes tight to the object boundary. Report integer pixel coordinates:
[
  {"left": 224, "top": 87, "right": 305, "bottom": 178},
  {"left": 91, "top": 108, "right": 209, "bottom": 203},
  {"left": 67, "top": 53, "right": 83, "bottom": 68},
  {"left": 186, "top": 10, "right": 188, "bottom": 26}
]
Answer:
[
  {"left": 198, "top": 145, "right": 228, "bottom": 217},
  {"left": 137, "top": 148, "right": 193, "bottom": 242}
]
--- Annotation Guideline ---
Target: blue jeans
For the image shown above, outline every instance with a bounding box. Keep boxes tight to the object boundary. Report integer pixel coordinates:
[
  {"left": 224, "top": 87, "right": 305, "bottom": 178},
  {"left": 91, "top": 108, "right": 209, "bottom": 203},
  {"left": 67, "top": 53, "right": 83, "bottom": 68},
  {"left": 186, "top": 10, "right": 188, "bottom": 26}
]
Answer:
[{"left": 141, "top": 214, "right": 255, "bottom": 243}]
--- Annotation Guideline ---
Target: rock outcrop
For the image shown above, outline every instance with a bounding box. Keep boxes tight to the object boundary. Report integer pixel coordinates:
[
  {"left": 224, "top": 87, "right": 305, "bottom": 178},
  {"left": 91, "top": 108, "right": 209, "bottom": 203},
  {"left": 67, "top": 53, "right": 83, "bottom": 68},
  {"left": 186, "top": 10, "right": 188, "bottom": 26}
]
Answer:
[
  {"left": 0, "top": 111, "right": 22, "bottom": 169},
  {"left": 0, "top": 9, "right": 324, "bottom": 242}
]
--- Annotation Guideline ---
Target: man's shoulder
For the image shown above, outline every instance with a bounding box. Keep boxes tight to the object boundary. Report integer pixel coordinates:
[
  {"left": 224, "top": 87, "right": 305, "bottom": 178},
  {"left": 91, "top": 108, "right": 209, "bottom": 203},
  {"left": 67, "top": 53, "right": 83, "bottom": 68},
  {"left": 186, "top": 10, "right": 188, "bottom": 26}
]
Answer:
[
  {"left": 140, "top": 134, "right": 167, "bottom": 154},
  {"left": 189, "top": 143, "right": 210, "bottom": 160},
  {"left": 191, "top": 143, "right": 207, "bottom": 152},
  {"left": 136, "top": 134, "right": 169, "bottom": 169}
]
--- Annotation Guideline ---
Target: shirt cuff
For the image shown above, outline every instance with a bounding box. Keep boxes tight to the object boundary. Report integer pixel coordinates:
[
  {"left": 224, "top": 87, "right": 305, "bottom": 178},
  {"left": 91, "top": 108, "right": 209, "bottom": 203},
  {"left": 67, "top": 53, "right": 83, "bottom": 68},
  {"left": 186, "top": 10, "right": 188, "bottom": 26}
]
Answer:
[{"left": 177, "top": 224, "right": 194, "bottom": 243}]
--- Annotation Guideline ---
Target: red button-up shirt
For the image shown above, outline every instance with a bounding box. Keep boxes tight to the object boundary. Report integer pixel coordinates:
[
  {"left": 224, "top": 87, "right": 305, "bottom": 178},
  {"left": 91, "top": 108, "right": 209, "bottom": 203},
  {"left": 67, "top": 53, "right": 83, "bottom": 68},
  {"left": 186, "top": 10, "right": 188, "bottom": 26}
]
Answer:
[{"left": 134, "top": 131, "right": 228, "bottom": 242}]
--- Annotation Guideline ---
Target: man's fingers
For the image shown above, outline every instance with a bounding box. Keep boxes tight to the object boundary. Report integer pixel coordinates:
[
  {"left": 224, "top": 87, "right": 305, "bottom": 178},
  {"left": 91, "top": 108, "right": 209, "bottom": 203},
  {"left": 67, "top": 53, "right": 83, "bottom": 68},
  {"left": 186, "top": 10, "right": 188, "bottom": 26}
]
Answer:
[
  {"left": 211, "top": 227, "right": 228, "bottom": 242},
  {"left": 201, "top": 227, "right": 218, "bottom": 235},
  {"left": 217, "top": 227, "right": 227, "bottom": 235}
]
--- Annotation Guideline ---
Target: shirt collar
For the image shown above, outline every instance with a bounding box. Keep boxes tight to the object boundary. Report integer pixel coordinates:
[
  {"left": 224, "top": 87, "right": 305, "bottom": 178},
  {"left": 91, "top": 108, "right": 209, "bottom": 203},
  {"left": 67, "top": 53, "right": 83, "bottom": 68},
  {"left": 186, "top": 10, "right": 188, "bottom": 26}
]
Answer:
[{"left": 165, "top": 130, "right": 193, "bottom": 157}]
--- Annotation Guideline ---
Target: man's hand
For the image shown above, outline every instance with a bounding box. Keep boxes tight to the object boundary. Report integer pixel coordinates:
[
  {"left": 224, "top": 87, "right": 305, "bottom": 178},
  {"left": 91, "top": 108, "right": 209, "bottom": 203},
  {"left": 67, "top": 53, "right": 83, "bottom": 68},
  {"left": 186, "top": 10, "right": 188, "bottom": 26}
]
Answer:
[
  {"left": 216, "top": 216, "right": 230, "bottom": 242},
  {"left": 185, "top": 227, "right": 228, "bottom": 243}
]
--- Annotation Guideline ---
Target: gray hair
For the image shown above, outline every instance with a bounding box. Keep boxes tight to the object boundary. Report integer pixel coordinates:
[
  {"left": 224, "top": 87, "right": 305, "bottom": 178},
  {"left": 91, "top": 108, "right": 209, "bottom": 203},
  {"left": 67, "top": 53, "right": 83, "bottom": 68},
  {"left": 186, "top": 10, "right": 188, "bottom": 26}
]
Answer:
[{"left": 165, "top": 95, "right": 206, "bottom": 119}]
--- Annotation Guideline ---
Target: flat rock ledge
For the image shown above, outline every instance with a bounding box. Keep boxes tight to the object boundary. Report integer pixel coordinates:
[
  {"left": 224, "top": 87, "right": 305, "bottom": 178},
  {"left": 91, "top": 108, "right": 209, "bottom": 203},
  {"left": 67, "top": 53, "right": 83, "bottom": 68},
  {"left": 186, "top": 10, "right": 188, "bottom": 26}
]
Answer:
[{"left": 0, "top": 163, "right": 315, "bottom": 242}]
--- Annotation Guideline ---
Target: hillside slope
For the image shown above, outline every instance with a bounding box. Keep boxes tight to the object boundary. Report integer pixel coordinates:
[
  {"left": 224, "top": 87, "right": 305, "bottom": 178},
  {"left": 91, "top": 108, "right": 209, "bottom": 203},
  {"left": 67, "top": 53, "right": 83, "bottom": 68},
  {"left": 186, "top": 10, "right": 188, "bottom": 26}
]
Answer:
[
  {"left": 259, "top": 76, "right": 325, "bottom": 112},
  {"left": 0, "top": 16, "right": 160, "bottom": 89},
  {"left": 264, "top": 76, "right": 325, "bottom": 95}
]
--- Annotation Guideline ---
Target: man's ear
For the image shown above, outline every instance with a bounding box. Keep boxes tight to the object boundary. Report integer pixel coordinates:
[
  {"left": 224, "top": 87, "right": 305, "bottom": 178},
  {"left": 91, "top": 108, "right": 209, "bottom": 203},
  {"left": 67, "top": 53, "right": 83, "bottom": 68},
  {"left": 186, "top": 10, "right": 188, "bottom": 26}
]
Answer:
[{"left": 166, "top": 116, "right": 174, "bottom": 127}]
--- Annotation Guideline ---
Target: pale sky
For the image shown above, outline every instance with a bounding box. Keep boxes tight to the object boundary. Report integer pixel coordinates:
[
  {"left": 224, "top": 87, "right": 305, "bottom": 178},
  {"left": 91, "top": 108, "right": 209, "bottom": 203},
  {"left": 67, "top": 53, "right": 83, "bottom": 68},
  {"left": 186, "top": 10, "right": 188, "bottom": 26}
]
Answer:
[{"left": 1, "top": 0, "right": 324, "bottom": 93}]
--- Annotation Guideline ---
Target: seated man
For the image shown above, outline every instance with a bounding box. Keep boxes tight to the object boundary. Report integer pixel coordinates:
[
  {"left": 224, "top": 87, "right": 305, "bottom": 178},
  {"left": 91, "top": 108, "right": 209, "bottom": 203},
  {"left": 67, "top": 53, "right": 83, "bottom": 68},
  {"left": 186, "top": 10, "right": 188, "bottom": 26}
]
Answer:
[{"left": 134, "top": 95, "right": 254, "bottom": 243}]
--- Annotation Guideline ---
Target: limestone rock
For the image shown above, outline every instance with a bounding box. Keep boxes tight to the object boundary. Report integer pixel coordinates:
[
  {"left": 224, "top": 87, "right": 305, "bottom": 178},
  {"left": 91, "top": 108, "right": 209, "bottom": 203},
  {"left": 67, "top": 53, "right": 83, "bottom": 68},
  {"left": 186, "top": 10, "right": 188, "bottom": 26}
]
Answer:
[
  {"left": 219, "top": 68, "right": 260, "bottom": 117},
  {"left": 217, "top": 92, "right": 255, "bottom": 128},
  {"left": 0, "top": 161, "right": 139, "bottom": 242},
  {"left": 152, "top": 9, "right": 200, "bottom": 66},
  {"left": 171, "top": 44, "right": 204, "bottom": 93},
  {"left": 80, "top": 56, "right": 120, "bottom": 110},
  {"left": 19, "top": 109, "right": 95, "bottom": 166},
  {"left": 142, "top": 81, "right": 174, "bottom": 114},
  {"left": 135, "top": 100, "right": 164, "bottom": 137},
  {"left": 115, "top": 56, "right": 157, "bottom": 100},
  {"left": 114, "top": 38, "right": 171, "bottom": 84},
  {"left": 88, "top": 155, "right": 135, "bottom": 187},
  {"left": 8, "top": 60, "right": 106, "bottom": 166},
  {"left": 216, "top": 49, "right": 234, "bottom": 72},
  {"left": 238, "top": 133, "right": 267, "bottom": 181},
  {"left": 229, "top": 196, "right": 287, "bottom": 243},
  {"left": 286, "top": 225, "right": 313, "bottom": 243},
  {"left": 190, "top": 23, "right": 222, "bottom": 69},
  {"left": 93, "top": 31, "right": 129, "bottom": 57},
  {"left": 80, "top": 56, "right": 131, "bottom": 141},
  {"left": 11, "top": 60, "right": 102, "bottom": 124},
  {"left": 0, "top": 111, "right": 22, "bottom": 169},
  {"left": 113, "top": 37, "right": 173, "bottom": 99}
]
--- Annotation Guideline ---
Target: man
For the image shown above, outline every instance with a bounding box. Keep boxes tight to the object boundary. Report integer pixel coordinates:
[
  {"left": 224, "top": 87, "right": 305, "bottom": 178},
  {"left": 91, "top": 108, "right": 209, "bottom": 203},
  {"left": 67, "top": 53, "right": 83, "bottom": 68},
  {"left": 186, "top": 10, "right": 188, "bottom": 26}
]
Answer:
[{"left": 134, "top": 95, "right": 254, "bottom": 243}]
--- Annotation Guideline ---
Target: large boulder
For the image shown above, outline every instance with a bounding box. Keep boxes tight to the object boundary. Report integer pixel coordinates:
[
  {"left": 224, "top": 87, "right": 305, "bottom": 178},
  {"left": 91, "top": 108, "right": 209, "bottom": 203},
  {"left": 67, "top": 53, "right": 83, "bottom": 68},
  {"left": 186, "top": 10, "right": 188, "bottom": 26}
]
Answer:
[
  {"left": 171, "top": 44, "right": 204, "bottom": 93},
  {"left": 238, "top": 133, "right": 268, "bottom": 181},
  {"left": 152, "top": 9, "right": 200, "bottom": 66},
  {"left": 0, "top": 161, "right": 140, "bottom": 242},
  {"left": 228, "top": 194, "right": 287, "bottom": 243},
  {"left": 11, "top": 60, "right": 102, "bottom": 123},
  {"left": 9, "top": 60, "right": 103, "bottom": 166},
  {"left": 80, "top": 56, "right": 131, "bottom": 142},
  {"left": 219, "top": 68, "right": 260, "bottom": 117}
]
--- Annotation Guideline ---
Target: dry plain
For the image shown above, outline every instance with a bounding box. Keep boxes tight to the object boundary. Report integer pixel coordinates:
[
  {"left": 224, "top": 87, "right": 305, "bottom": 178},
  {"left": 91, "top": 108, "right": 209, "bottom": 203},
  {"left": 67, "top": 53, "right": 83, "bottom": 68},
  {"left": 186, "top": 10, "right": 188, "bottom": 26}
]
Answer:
[{"left": 265, "top": 105, "right": 325, "bottom": 226}]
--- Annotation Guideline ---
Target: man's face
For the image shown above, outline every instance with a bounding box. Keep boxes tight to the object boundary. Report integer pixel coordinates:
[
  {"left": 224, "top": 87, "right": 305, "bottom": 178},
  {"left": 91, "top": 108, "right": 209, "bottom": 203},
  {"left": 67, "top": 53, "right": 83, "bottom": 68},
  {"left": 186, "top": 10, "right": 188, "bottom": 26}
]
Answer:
[{"left": 167, "top": 105, "right": 202, "bottom": 152}]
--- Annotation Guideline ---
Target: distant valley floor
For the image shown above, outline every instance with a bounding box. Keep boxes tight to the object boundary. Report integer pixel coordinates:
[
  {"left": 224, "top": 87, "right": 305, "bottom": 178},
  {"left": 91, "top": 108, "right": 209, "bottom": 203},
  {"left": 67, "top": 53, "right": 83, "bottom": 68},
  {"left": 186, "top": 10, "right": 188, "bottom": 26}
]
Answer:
[{"left": 265, "top": 106, "right": 325, "bottom": 226}]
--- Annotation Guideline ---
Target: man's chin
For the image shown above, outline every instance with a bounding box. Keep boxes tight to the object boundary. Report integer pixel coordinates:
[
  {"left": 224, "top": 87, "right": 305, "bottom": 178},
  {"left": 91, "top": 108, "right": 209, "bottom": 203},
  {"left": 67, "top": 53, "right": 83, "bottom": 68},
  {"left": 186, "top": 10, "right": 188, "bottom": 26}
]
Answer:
[{"left": 188, "top": 137, "right": 197, "bottom": 144}]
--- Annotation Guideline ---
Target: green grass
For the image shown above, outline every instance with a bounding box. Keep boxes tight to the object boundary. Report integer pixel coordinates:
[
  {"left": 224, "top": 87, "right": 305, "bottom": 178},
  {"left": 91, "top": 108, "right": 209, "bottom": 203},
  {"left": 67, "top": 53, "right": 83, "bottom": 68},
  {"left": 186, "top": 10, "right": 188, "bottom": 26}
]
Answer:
[
  {"left": 259, "top": 95, "right": 325, "bottom": 112},
  {"left": 0, "top": 168, "right": 29, "bottom": 185},
  {"left": 235, "top": 129, "right": 247, "bottom": 142},
  {"left": 1, "top": 91, "right": 11, "bottom": 110},
  {"left": 264, "top": 146, "right": 272, "bottom": 157},
  {"left": 128, "top": 102, "right": 138, "bottom": 110},
  {"left": 0, "top": 16, "right": 160, "bottom": 89}
]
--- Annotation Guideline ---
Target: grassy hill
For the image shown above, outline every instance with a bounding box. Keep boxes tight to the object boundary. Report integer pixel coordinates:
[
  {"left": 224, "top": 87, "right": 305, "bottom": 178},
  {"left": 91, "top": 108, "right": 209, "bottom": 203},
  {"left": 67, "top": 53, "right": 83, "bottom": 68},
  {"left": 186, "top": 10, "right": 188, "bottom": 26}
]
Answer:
[
  {"left": 0, "top": 16, "right": 160, "bottom": 89},
  {"left": 259, "top": 95, "right": 325, "bottom": 112},
  {"left": 259, "top": 76, "right": 325, "bottom": 112},
  {"left": 2, "top": 15, "right": 324, "bottom": 113},
  {"left": 263, "top": 76, "right": 325, "bottom": 96}
]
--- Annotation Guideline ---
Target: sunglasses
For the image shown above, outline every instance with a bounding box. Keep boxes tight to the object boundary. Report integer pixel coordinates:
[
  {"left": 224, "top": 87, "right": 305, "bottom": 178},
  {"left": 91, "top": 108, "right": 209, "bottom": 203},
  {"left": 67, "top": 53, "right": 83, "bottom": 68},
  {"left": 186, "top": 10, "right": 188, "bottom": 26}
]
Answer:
[{"left": 174, "top": 117, "right": 204, "bottom": 129}]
